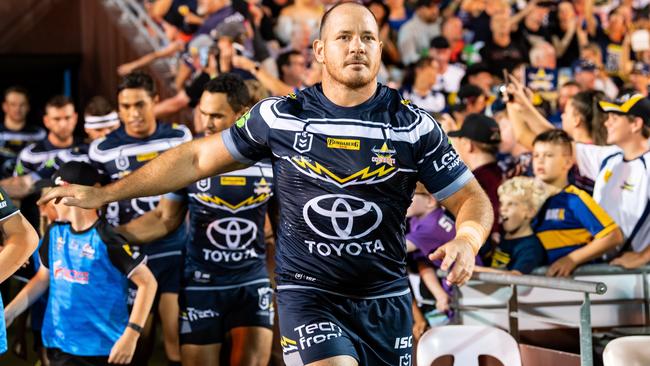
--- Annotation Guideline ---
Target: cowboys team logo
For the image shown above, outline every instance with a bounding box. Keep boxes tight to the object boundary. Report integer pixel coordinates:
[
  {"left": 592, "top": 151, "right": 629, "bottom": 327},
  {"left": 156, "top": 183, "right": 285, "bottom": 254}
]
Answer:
[
  {"left": 116, "top": 156, "right": 130, "bottom": 171},
  {"left": 303, "top": 194, "right": 382, "bottom": 240},
  {"left": 207, "top": 217, "right": 258, "bottom": 250},
  {"left": 293, "top": 131, "right": 313, "bottom": 153},
  {"left": 254, "top": 177, "right": 272, "bottom": 195},
  {"left": 371, "top": 142, "right": 396, "bottom": 166},
  {"left": 197, "top": 178, "right": 211, "bottom": 192}
]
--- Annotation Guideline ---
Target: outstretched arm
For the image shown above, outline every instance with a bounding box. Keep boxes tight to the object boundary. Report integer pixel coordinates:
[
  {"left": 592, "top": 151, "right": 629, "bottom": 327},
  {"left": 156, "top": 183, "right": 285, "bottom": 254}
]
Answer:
[{"left": 39, "top": 133, "right": 246, "bottom": 208}]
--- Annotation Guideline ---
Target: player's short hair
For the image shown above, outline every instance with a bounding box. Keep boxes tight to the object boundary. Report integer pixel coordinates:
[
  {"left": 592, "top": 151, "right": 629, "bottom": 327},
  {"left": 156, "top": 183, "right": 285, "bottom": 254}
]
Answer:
[
  {"left": 533, "top": 129, "right": 574, "bottom": 155},
  {"left": 319, "top": 1, "right": 377, "bottom": 38},
  {"left": 498, "top": 176, "right": 555, "bottom": 212},
  {"left": 117, "top": 71, "right": 157, "bottom": 98},
  {"left": 4, "top": 86, "right": 29, "bottom": 101},
  {"left": 203, "top": 73, "right": 251, "bottom": 112},
  {"left": 84, "top": 96, "right": 114, "bottom": 117},
  {"left": 45, "top": 95, "right": 73, "bottom": 110}
]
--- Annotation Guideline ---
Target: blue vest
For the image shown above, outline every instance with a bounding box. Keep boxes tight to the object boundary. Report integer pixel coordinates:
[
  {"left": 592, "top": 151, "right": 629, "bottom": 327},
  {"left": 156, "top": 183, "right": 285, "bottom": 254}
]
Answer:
[{"left": 42, "top": 223, "right": 130, "bottom": 356}]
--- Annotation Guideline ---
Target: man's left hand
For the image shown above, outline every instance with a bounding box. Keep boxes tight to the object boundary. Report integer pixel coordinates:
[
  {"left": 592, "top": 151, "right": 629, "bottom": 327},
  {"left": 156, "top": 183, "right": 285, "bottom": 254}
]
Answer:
[{"left": 429, "top": 239, "right": 476, "bottom": 286}]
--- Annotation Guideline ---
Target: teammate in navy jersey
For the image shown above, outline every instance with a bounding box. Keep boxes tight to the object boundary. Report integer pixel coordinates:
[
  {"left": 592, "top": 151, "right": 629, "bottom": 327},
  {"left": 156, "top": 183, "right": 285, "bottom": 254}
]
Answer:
[
  {"left": 119, "top": 73, "right": 274, "bottom": 365},
  {"left": 0, "top": 86, "right": 46, "bottom": 179},
  {"left": 41, "top": 4, "right": 493, "bottom": 365},
  {"left": 0, "top": 96, "right": 121, "bottom": 200},
  {"left": 86, "top": 72, "right": 191, "bottom": 365},
  {"left": 5, "top": 162, "right": 156, "bottom": 366},
  {"left": 0, "top": 187, "right": 38, "bottom": 356}
]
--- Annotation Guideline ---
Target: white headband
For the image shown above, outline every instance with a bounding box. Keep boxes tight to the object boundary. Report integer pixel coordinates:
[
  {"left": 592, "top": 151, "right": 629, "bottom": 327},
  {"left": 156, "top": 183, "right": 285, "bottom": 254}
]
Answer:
[{"left": 84, "top": 111, "right": 120, "bottom": 129}]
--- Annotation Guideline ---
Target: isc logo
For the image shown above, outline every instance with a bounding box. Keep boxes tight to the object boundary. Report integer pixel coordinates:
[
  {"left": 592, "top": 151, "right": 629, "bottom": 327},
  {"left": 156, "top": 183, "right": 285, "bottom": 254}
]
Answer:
[{"left": 394, "top": 335, "right": 413, "bottom": 349}]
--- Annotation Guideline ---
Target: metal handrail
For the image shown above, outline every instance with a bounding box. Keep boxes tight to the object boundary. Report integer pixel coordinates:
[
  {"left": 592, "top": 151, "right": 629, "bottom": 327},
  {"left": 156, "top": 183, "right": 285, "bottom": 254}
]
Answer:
[
  {"left": 472, "top": 272, "right": 607, "bottom": 294},
  {"left": 441, "top": 270, "right": 611, "bottom": 366}
]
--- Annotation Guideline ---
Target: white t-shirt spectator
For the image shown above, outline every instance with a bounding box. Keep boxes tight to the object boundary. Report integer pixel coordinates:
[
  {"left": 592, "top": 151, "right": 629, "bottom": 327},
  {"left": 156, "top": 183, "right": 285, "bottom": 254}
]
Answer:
[
  {"left": 576, "top": 143, "right": 650, "bottom": 252},
  {"left": 398, "top": 16, "right": 441, "bottom": 65},
  {"left": 434, "top": 64, "right": 465, "bottom": 94}
]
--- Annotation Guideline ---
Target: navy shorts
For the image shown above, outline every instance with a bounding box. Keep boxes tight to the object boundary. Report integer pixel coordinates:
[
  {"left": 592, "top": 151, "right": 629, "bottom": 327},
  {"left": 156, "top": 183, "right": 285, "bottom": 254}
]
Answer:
[
  {"left": 277, "top": 288, "right": 414, "bottom": 366},
  {"left": 179, "top": 274, "right": 274, "bottom": 345},
  {"left": 128, "top": 250, "right": 183, "bottom": 307}
]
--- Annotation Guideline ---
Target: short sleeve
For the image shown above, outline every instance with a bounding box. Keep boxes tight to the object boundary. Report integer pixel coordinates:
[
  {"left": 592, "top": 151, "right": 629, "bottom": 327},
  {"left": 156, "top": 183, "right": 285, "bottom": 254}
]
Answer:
[
  {"left": 508, "top": 237, "right": 547, "bottom": 273},
  {"left": 97, "top": 220, "right": 145, "bottom": 277},
  {"left": 222, "top": 99, "right": 276, "bottom": 165},
  {"left": 575, "top": 143, "right": 621, "bottom": 180},
  {"left": 38, "top": 226, "right": 52, "bottom": 270},
  {"left": 0, "top": 188, "right": 19, "bottom": 221},
  {"left": 569, "top": 190, "right": 618, "bottom": 239},
  {"left": 415, "top": 112, "right": 474, "bottom": 201}
]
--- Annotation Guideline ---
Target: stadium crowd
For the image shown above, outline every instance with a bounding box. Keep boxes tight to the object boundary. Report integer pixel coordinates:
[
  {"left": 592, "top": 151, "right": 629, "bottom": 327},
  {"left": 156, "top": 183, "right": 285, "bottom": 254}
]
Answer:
[{"left": 3, "top": 0, "right": 650, "bottom": 364}]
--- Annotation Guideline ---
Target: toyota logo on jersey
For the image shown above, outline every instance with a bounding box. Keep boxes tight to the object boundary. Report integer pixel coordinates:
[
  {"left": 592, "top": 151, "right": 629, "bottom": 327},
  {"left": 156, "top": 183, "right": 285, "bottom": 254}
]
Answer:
[
  {"left": 206, "top": 217, "right": 258, "bottom": 250},
  {"left": 302, "top": 194, "right": 382, "bottom": 240}
]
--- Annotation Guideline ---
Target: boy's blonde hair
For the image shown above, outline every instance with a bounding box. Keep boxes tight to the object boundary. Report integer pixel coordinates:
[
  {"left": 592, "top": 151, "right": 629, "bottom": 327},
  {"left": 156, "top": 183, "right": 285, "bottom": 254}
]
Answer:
[{"left": 497, "top": 176, "right": 557, "bottom": 212}]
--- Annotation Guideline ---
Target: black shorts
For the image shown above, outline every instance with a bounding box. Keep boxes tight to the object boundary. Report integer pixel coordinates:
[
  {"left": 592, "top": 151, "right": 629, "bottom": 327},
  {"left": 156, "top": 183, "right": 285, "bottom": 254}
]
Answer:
[
  {"left": 128, "top": 250, "right": 183, "bottom": 307},
  {"left": 179, "top": 276, "right": 274, "bottom": 345},
  {"left": 47, "top": 348, "right": 108, "bottom": 366},
  {"left": 277, "top": 288, "right": 414, "bottom": 366}
]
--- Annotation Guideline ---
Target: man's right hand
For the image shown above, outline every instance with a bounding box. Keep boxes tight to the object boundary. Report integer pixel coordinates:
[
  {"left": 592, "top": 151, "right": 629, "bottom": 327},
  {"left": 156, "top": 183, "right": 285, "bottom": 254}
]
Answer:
[{"left": 37, "top": 184, "right": 106, "bottom": 209}]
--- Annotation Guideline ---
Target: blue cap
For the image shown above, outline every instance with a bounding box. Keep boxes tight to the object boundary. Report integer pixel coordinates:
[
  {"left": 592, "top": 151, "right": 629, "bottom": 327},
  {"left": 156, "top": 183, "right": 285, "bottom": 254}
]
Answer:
[{"left": 572, "top": 59, "right": 597, "bottom": 73}]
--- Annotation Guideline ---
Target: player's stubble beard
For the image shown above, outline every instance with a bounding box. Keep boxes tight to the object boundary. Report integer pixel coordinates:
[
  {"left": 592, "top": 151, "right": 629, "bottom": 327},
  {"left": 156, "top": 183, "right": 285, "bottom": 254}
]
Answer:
[{"left": 324, "top": 54, "right": 380, "bottom": 90}]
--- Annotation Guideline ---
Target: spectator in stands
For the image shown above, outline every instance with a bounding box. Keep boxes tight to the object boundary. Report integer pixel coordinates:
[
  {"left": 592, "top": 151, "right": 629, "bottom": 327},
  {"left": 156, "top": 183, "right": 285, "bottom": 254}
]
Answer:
[
  {"left": 405, "top": 183, "right": 457, "bottom": 319},
  {"left": 585, "top": 3, "right": 628, "bottom": 79},
  {"left": 531, "top": 130, "right": 624, "bottom": 276},
  {"left": 400, "top": 58, "right": 446, "bottom": 113},
  {"left": 441, "top": 16, "right": 464, "bottom": 63},
  {"left": 461, "top": 63, "right": 495, "bottom": 96},
  {"left": 529, "top": 41, "right": 557, "bottom": 70},
  {"left": 448, "top": 114, "right": 503, "bottom": 239},
  {"left": 452, "top": 84, "right": 488, "bottom": 123},
  {"left": 275, "top": 0, "right": 322, "bottom": 45},
  {"left": 629, "top": 62, "right": 650, "bottom": 96},
  {"left": 275, "top": 50, "right": 307, "bottom": 91},
  {"left": 367, "top": 0, "right": 401, "bottom": 66},
  {"left": 551, "top": 1, "right": 581, "bottom": 68},
  {"left": 233, "top": 49, "right": 312, "bottom": 96},
  {"left": 398, "top": 0, "right": 441, "bottom": 65},
  {"left": 480, "top": 11, "right": 530, "bottom": 75},
  {"left": 573, "top": 94, "right": 650, "bottom": 269},
  {"left": 476, "top": 176, "right": 551, "bottom": 275},
  {"left": 429, "top": 36, "right": 465, "bottom": 94},
  {"left": 579, "top": 44, "right": 619, "bottom": 98},
  {"left": 548, "top": 81, "right": 581, "bottom": 127},
  {"left": 385, "top": 0, "right": 412, "bottom": 32}
]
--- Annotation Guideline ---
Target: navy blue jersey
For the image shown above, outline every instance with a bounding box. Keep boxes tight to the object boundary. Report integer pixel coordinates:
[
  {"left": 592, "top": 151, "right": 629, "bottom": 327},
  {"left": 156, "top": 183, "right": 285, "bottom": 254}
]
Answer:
[
  {"left": 13, "top": 138, "right": 79, "bottom": 179},
  {"left": 35, "top": 144, "right": 90, "bottom": 181},
  {"left": 39, "top": 219, "right": 144, "bottom": 356},
  {"left": 89, "top": 123, "right": 192, "bottom": 255},
  {"left": 185, "top": 159, "right": 273, "bottom": 284},
  {"left": 0, "top": 124, "right": 46, "bottom": 178},
  {"left": 0, "top": 187, "right": 20, "bottom": 354},
  {"left": 14, "top": 138, "right": 80, "bottom": 228},
  {"left": 223, "top": 84, "right": 473, "bottom": 297}
]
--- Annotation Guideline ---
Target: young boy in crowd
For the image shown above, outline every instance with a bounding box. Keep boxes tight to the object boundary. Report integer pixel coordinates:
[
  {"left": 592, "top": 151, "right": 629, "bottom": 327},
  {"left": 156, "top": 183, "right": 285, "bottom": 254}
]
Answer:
[
  {"left": 477, "top": 176, "right": 551, "bottom": 275},
  {"left": 406, "top": 183, "right": 481, "bottom": 320},
  {"left": 4, "top": 162, "right": 157, "bottom": 365},
  {"left": 531, "top": 130, "right": 624, "bottom": 276}
]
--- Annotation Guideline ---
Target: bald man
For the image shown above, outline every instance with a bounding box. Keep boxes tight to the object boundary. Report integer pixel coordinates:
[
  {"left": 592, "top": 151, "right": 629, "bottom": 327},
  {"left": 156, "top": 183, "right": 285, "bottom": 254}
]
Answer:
[{"left": 40, "top": 3, "right": 493, "bottom": 365}]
